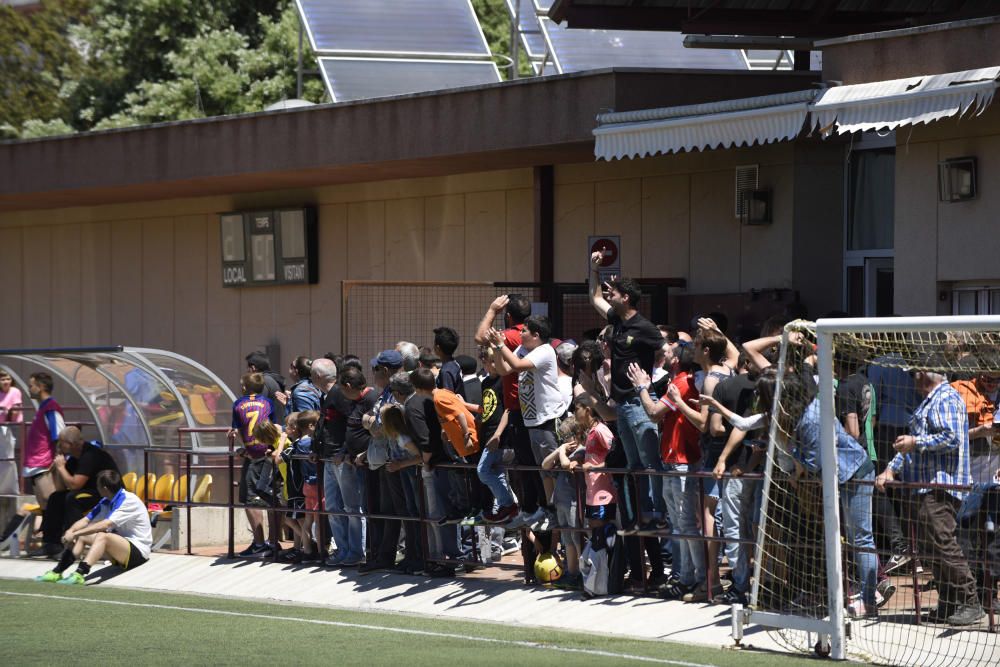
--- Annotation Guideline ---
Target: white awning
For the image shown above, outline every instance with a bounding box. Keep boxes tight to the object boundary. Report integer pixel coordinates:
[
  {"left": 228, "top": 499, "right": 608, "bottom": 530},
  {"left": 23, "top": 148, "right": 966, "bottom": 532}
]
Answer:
[
  {"left": 810, "top": 66, "right": 1000, "bottom": 135},
  {"left": 593, "top": 90, "right": 816, "bottom": 161}
]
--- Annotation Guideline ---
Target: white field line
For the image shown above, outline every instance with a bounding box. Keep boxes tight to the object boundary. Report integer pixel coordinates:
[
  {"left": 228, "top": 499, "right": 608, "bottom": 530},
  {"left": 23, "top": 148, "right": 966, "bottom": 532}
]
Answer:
[{"left": 0, "top": 590, "right": 715, "bottom": 667}]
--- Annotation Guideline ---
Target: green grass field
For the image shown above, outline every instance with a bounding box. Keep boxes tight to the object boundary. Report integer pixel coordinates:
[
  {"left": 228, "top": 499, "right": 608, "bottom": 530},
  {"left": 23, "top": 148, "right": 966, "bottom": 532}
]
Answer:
[{"left": 0, "top": 577, "right": 823, "bottom": 666}]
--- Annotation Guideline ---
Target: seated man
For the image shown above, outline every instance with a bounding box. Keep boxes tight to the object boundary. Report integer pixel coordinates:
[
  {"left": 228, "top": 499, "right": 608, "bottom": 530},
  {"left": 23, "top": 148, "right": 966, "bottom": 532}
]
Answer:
[
  {"left": 36, "top": 469, "right": 153, "bottom": 584},
  {"left": 37, "top": 426, "right": 119, "bottom": 557}
]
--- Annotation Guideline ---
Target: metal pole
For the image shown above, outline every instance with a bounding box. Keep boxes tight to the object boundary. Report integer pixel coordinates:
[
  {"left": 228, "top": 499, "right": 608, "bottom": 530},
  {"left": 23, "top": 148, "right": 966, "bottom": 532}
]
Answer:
[
  {"left": 297, "top": 17, "right": 304, "bottom": 99},
  {"left": 510, "top": 0, "right": 520, "bottom": 80},
  {"left": 817, "top": 330, "right": 847, "bottom": 660}
]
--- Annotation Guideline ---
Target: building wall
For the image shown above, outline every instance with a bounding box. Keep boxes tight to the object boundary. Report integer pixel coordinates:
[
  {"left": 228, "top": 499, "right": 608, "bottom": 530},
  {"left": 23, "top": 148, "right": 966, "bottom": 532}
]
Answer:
[
  {"left": 894, "top": 105, "right": 1000, "bottom": 315},
  {"left": 0, "top": 144, "right": 801, "bottom": 388},
  {"left": 552, "top": 142, "right": 796, "bottom": 292},
  {"left": 0, "top": 169, "right": 535, "bottom": 386}
]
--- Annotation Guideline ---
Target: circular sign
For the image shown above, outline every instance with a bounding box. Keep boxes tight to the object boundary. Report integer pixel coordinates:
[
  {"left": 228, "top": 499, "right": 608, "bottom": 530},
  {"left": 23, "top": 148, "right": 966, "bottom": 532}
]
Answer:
[{"left": 590, "top": 238, "right": 619, "bottom": 268}]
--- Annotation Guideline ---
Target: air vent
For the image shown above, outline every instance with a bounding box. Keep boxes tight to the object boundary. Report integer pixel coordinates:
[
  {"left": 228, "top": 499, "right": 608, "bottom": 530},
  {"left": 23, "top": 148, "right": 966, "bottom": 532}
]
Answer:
[{"left": 735, "top": 164, "right": 759, "bottom": 218}]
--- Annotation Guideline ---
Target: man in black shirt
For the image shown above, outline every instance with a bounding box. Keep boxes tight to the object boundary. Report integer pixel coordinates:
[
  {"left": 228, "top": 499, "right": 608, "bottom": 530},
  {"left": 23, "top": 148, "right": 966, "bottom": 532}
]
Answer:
[
  {"left": 309, "top": 358, "right": 349, "bottom": 565},
  {"left": 710, "top": 366, "right": 759, "bottom": 604},
  {"left": 405, "top": 369, "right": 461, "bottom": 574},
  {"left": 42, "top": 426, "right": 119, "bottom": 553},
  {"left": 588, "top": 250, "right": 666, "bottom": 528},
  {"left": 324, "top": 367, "right": 374, "bottom": 567}
]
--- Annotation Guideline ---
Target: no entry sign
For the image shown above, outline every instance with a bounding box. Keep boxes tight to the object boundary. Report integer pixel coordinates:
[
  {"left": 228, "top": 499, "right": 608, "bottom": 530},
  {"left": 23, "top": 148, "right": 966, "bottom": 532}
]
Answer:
[{"left": 588, "top": 235, "right": 621, "bottom": 276}]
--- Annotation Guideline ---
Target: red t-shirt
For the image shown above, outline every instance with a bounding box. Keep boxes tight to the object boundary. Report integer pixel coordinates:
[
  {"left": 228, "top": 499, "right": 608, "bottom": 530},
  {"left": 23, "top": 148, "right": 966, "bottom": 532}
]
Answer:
[
  {"left": 501, "top": 324, "right": 524, "bottom": 412},
  {"left": 658, "top": 372, "right": 701, "bottom": 465}
]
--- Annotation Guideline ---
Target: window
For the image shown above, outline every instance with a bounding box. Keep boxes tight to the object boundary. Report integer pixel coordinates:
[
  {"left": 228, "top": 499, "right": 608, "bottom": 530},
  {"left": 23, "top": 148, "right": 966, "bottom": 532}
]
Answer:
[
  {"left": 847, "top": 147, "right": 894, "bottom": 251},
  {"left": 952, "top": 287, "right": 1000, "bottom": 315}
]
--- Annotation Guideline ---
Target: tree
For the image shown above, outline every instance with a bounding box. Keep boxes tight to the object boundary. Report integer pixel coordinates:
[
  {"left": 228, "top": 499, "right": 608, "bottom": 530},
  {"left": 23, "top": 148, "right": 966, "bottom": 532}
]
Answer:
[{"left": 0, "top": 0, "right": 87, "bottom": 137}]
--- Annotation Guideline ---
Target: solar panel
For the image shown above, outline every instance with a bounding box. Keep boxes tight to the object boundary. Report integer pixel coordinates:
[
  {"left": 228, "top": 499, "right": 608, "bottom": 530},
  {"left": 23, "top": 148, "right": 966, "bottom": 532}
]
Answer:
[
  {"left": 318, "top": 58, "right": 502, "bottom": 102},
  {"left": 504, "top": 0, "right": 547, "bottom": 60},
  {"left": 540, "top": 18, "right": 749, "bottom": 73},
  {"left": 297, "top": 0, "right": 491, "bottom": 57}
]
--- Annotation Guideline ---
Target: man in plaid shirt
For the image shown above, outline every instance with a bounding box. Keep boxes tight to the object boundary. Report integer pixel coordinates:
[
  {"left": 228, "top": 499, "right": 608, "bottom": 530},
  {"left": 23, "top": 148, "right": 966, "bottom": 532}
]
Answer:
[{"left": 876, "top": 359, "right": 983, "bottom": 626}]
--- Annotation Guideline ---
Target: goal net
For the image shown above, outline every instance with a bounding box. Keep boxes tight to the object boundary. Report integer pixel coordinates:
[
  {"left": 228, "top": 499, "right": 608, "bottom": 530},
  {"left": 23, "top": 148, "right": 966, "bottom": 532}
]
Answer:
[{"left": 746, "top": 317, "right": 1000, "bottom": 666}]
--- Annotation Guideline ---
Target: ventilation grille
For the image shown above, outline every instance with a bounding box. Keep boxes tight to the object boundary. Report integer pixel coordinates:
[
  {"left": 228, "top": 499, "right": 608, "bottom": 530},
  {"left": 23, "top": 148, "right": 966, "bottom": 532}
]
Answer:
[{"left": 735, "top": 164, "right": 759, "bottom": 217}]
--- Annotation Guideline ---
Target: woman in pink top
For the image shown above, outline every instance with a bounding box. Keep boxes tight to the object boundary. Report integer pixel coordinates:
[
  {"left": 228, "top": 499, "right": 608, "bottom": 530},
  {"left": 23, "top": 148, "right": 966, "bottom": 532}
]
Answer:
[
  {"left": 576, "top": 402, "right": 617, "bottom": 527},
  {"left": 0, "top": 371, "right": 22, "bottom": 423},
  {"left": 0, "top": 371, "right": 23, "bottom": 496}
]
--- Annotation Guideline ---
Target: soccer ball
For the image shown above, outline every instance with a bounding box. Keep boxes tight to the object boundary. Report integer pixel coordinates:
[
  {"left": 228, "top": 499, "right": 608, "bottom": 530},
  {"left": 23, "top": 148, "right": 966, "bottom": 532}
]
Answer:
[{"left": 534, "top": 552, "right": 563, "bottom": 584}]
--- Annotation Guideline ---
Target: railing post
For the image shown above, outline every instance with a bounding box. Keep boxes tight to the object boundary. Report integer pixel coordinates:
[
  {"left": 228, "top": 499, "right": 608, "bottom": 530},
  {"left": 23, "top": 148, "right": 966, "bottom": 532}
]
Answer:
[{"left": 228, "top": 450, "right": 235, "bottom": 559}]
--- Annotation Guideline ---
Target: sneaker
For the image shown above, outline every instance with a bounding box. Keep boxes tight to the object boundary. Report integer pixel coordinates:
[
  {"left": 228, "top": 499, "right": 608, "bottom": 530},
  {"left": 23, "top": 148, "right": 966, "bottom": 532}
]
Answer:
[
  {"left": 683, "top": 584, "right": 724, "bottom": 603},
  {"left": 501, "top": 536, "right": 521, "bottom": 554},
  {"left": 529, "top": 511, "right": 555, "bottom": 532},
  {"left": 34, "top": 570, "right": 62, "bottom": 583},
  {"left": 299, "top": 551, "right": 322, "bottom": 564},
  {"left": 426, "top": 563, "right": 456, "bottom": 578},
  {"left": 358, "top": 559, "right": 392, "bottom": 574},
  {"left": 883, "top": 552, "right": 912, "bottom": 575},
  {"left": 27, "top": 543, "right": 62, "bottom": 559},
  {"left": 876, "top": 579, "right": 896, "bottom": 609},
  {"left": 847, "top": 599, "right": 868, "bottom": 619},
  {"left": 716, "top": 588, "right": 748, "bottom": 606},
  {"left": 57, "top": 571, "right": 86, "bottom": 586},
  {"left": 324, "top": 553, "right": 345, "bottom": 567},
  {"left": 278, "top": 548, "right": 302, "bottom": 563},
  {"left": 914, "top": 559, "right": 924, "bottom": 574},
  {"left": 436, "top": 513, "right": 465, "bottom": 527},
  {"left": 237, "top": 543, "right": 270, "bottom": 558},
  {"left": 484, "top": 503, "right": 519, "bottom": 524},
  {"left": 505, "top": 511, "right": 533, "bottom": 530},
  {"left": 947, "top": 604, "right": 985, "bottom": 626},
  {"left": 339, "top": 555, "right": 364, "bottom": 567}
]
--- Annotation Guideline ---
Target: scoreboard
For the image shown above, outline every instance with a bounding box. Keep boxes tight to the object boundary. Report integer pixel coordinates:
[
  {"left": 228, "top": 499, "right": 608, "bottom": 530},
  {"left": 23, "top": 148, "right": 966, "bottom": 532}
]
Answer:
[{"left": 220, "top": 208, "right": 318, "bottom": 287}]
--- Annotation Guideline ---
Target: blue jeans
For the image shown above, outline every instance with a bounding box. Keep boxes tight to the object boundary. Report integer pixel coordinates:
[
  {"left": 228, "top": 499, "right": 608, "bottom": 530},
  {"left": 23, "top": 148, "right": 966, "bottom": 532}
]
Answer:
[
  {"left": 721, "top": 476, "right": 756, "bottom": 594},
  {"left": 841, "top": 470, "right": 878, "bottom": 606},
  {"left": 332, "top": 461, "right": 367, "bottom": 561},
  {"left": 477, "top": 446, "right": 515, "bottom": 508},
  {"left": 662, "top": 463, "right": 705, "bottom": 587},
  {"left": 322, "top": 463, "right": 347, "bottom": 554},
  {"left": 617, "top": 398, "right": 666, "bottom": 519},
  {"left": 421, "top": 467, "right": 460, "bottom": 559}
]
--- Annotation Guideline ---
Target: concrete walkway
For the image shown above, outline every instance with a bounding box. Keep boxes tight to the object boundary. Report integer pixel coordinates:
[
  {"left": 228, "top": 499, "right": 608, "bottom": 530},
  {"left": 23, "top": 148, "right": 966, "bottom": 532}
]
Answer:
[{"left": 0, "top": 553, "right": 785, "bottom": 653}]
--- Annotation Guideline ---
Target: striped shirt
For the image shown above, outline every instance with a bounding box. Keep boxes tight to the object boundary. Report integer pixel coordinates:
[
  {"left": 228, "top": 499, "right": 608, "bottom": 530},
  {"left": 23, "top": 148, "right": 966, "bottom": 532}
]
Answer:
[{"left": 889, "top": 382, "right": 972, "bottom": 500}]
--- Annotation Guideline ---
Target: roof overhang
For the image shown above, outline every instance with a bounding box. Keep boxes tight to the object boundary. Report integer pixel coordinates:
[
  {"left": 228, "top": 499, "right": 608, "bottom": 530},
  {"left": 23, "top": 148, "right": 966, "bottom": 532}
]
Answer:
[
  {"left": 548, "top": 1, "right": 1000, "bottom": 38},
  {"left": 0, "top": 68, "right": 816, "bottom": 212},
  {"left": 594, "top": 65, "right": 1000, "bottom": 160}
]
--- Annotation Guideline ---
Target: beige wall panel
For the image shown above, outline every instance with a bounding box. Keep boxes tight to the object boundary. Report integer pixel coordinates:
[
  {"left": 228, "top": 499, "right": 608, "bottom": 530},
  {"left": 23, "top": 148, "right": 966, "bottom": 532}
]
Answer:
[
  {"left": 140, "top": 219, "right": 175, "bottom": 350},
  {"left": 384, "top": 198, "right": 425, "bottom": 280},
  {"left": 424, "top": 195, "right": 465, "bottom": 280},
  {"left": 894, "top": 142, "right": 939, "bottom": 315},
  {"left": 505, "top": 188, "right": 534, "bottom": 281},
  {"left": 79, "top": 223, "right": 111, "bottom": 346},
  {"left": 688, "top": 170, "right": 740, "bottom": 294},
  {"left": 22, "top": 226, "right": 53, "bottom": 347},
  {"left": 464, "top": 190, "right": 507, "bottom": 281},
  {"left": 204, "top": 216, "right": 243, "bottom": 387},
  {"left": 172, "top": 215, "right": 208, "bottom": 362},
  {"left": 273, "top": 284, "right": 313, "bottom": 371},
  {"left": 740, "top": 164, "right": 793, "bottom": 290},
  {"left": 553, "top": 183, "right": 595, "bottom": 282},
  {"left": 936, "top": 134, "right": 1000, "bottom": 281},
  {"left": 0, "top": 228, "right": 23, "bottom": 348},
  {"left": 347, "top": 201, "right": 386, "bottom": 280},
  {"left": 310, "top": 204, "right": 348, "bottom": 357},
  {"left": 110, "top": 221, "right": 142, "bottom": 345},
  {"left": 51, "top": 225, "right": 82, "bottom": 346},
  {"left": 595, "top": 179, "right": 642, "bottom": 278},
  {"left": 316, "top": 168, "right": 533, "bottom": 205},
  {"left": 238, "top": 288, "right": 278, "bottom": 374},
  {"left": 641, "top": 174, "right": 689, "bottom": 280}
]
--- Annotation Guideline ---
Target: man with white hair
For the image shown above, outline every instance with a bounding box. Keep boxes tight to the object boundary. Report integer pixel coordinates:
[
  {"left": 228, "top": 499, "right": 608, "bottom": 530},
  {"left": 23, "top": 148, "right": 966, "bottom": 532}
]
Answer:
[
  {"left": 876, "top": 358, "right": 983, "bottom": 626},
  {"left": 396, "top": 341, "right": 420, "bottom": 372}
]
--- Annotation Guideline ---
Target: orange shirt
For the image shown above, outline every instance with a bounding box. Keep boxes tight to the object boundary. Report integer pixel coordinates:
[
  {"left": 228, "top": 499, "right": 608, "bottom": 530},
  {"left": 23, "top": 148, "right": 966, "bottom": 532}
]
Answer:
[
  {"left": 951, "top": 379, "right": 995, "bottom": 428},
  {"left": 432, "top": 388, "right": 479, "bottom": 456}
]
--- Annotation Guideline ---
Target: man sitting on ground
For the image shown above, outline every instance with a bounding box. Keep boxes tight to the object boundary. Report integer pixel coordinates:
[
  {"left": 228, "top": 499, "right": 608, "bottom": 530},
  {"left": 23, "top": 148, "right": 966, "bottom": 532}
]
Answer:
[{"left": 36, "top": 469, "right": 153, "bottom": 584}]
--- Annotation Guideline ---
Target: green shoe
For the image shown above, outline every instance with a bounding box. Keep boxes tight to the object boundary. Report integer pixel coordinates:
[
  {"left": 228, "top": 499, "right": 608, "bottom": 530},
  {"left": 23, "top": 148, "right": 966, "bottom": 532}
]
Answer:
[
  {"left": 56, "top": 571, "right": 85, "bottom": 586},
  {"left": 34, "top": 570, "right": 62, "bottom": 583}
]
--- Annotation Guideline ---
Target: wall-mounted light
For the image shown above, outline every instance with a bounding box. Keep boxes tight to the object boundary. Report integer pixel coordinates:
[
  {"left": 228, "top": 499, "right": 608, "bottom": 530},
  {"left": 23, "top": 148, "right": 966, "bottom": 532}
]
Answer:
[
  {"left": 938, "top": 157, "right": 977, "bottom": 202},
  {"left": 740, "top": 189, "right": 772, "bottom": 225}
]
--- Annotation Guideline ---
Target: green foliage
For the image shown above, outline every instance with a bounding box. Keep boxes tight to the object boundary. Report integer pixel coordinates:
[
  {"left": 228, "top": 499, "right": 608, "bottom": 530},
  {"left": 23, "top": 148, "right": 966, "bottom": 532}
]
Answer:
[
  {"left": 2, "top": 0, "right": 529, "bottom": 138},
  {"left": 0, "top": 0, "right": 87, "bottom": 134}
]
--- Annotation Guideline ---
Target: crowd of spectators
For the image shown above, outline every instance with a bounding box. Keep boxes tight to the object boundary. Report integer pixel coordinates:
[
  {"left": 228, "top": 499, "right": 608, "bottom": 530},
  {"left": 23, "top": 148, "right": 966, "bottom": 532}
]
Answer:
[{"left": 2, "top": 250, "right": 997, "bottom": 624}]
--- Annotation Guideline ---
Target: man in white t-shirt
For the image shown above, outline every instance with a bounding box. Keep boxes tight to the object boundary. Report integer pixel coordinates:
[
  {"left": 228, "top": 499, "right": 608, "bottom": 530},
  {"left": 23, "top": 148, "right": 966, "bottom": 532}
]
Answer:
[
  {"left": 35, "top": 470, "right": 153, "bottom": 585},
  {"left": 489, "top": 315, "right": 569, "bottom": 529}
]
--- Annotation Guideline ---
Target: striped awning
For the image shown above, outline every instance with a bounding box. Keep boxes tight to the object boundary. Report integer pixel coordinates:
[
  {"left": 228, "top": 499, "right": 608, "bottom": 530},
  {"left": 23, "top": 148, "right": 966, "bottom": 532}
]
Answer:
[
  {"left": 593, "top": 66, "right": 1000, "bottom": 161},
  {"left": 811, "top": 66, "right": 1000, "bottom": 135},
  {"left": 593, "top": 90, "right": 816, "bottom": 161}
]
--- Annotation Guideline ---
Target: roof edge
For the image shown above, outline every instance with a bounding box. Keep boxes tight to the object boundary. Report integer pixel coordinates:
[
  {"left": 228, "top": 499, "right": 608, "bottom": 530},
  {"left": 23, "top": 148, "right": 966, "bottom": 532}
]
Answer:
[{"left": 815, "top": 15, "right": 1000, "bottom": 48}]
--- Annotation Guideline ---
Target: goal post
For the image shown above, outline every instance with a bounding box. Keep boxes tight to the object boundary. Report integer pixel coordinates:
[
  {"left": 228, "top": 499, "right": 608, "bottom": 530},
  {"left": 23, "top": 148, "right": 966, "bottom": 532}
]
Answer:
[{"left": 741, "top": 315, "right": 1000, "bottom": 665}]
